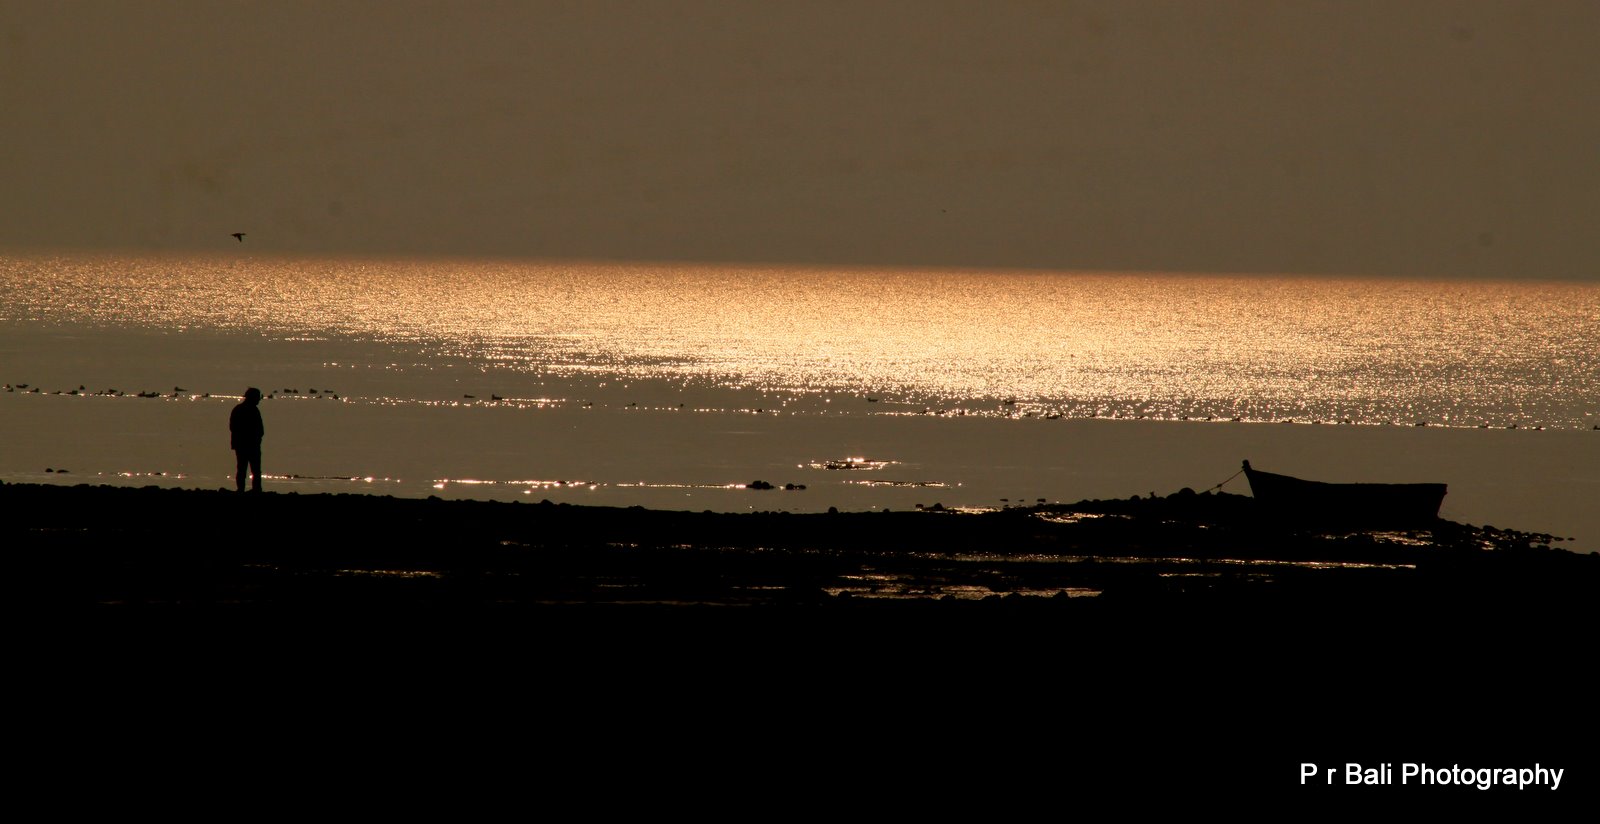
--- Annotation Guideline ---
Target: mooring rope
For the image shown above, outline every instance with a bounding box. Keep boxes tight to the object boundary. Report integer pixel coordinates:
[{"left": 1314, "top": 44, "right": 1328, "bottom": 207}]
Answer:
[{"left": 1204, "top": 465, "right": 1245, "bottom": 493}]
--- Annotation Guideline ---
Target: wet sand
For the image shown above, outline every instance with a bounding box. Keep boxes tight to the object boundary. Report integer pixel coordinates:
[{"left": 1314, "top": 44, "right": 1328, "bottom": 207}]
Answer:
[{"left": 18, "top": 480, "right": 1594, "bottom": 803}]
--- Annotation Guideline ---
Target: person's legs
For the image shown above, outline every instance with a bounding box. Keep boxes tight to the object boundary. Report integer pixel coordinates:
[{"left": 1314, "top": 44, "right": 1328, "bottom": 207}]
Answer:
[
  {"left": 235, "top": 449, "right": 249, "bottom": 492},
  {"left": 247, "top": 449, "right": 262, "bottom": 492}
]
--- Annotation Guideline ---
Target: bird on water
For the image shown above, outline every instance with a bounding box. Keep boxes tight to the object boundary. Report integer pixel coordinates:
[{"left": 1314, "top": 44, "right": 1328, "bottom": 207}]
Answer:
[{"left": 231, "top": 232, "right": 246, "bottom": 242}]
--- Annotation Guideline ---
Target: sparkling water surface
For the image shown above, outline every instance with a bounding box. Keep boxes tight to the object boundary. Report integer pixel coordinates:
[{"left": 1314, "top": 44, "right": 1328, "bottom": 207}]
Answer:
[
  {"left": 3, "top": 253, "right": 1597, "bottom": 550},
  {"left": 4, "top": 253, "right": 1596, "bottom": 429}
]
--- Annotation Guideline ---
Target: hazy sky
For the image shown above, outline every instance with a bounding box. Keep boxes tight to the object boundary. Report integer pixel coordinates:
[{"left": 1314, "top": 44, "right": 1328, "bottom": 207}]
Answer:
[{"left": 3, "top": 1, "right": 1596, "bottom": 278}]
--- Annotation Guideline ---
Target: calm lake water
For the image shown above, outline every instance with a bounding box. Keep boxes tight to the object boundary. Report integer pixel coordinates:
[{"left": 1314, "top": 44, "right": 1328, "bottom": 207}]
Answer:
[{"left": 3, "top": 252, "right": 1596, "bottom": 549}]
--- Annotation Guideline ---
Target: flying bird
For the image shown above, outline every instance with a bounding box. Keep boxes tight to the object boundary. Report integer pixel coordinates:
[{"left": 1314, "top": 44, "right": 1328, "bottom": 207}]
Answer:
[{"left": 231, "top": 232, "right": 246, "bottom": 242}]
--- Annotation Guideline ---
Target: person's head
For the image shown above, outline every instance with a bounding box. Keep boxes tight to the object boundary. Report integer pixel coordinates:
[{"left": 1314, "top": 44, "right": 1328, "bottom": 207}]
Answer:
[{"left": 243, "top": 387, "right": 262, "bottom": 404}]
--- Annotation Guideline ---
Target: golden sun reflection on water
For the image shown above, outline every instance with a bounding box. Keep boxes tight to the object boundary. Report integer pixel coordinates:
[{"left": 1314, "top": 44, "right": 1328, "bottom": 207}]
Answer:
[{"left": 4, "top": 254, "right": 1597, "bottom": 427}]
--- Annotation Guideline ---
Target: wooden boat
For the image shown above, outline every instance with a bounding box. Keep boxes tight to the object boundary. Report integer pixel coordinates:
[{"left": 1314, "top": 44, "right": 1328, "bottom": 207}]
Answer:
[{"left": 1240, "top": 460, "right": 1446, "bottom": 528}]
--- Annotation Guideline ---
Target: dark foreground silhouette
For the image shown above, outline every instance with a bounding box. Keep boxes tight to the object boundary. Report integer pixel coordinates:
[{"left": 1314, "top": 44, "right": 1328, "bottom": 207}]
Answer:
[
  {"left": 17, "top": 480, "right": 1590, "bottom": 614},
  {"left": 15, "top": 480, "right": 1594, "bottom": 804}
]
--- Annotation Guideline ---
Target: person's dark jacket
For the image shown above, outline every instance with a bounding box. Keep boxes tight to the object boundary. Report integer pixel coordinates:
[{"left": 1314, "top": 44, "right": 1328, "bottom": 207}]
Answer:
[{"left": 230, "top": 403, "right": 264, "bottom": 450}]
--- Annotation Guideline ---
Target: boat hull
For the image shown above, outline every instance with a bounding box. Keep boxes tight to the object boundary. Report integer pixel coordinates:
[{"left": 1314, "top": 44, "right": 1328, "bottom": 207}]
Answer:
[{"left": 1241, "top": 461, "right": 1446, "bottom": 528}]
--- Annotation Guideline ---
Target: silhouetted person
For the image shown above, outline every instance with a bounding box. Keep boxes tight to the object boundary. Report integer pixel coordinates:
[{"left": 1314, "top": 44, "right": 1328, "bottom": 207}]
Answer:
[{"left": 230, "top": 387, "right": 264, "bottom": 492}]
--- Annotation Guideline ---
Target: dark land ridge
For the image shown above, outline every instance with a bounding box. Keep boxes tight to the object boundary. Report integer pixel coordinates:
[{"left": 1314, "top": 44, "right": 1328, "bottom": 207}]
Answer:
[{"left": 15, "top": 479, "right": 1593, "bottom": 618}]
